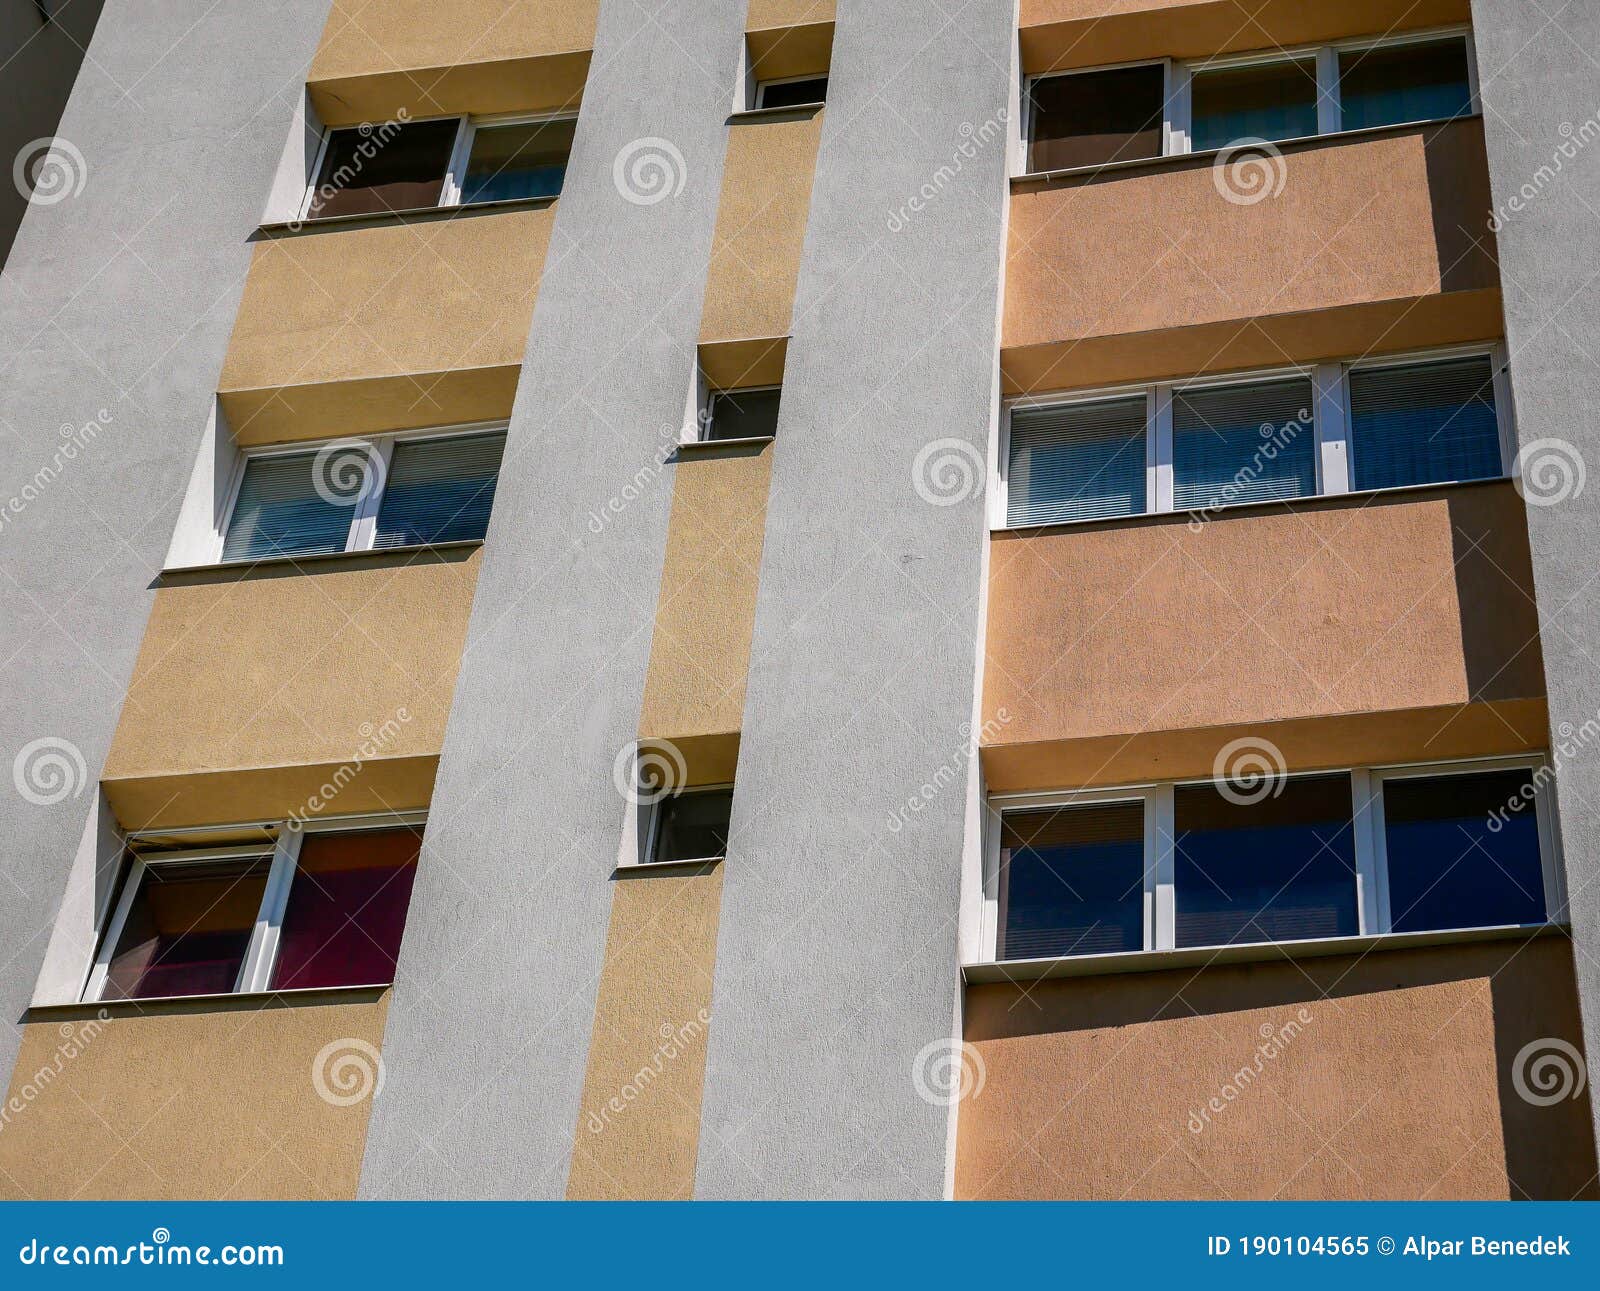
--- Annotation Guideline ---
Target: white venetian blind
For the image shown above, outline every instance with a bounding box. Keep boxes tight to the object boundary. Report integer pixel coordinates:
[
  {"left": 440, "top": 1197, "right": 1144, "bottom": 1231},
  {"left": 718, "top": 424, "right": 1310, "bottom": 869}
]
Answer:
[{"left": 1006, "top": 396, "right": 1147, "bottom": 526}]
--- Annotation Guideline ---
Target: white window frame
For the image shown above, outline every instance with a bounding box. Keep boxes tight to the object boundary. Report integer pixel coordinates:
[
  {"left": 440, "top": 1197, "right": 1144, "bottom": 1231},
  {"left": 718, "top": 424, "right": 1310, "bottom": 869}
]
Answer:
[
  {"left": 298, "top": 109, "right": 577, "bottom": 222},
  {"left": 978, "top": 754, "right": 1560, "bottom": 967},
  {"left": 994, "top": 342, "right": 1511, "bottom": 532},
  {"left": 1018, "top": 25, "right": 1476, "bottom": 178},
  {"left": 752, "top": 71, "right": 829, "bottom": 111},
  {"left": 79, "top": 812, "right": 427, "bottom": 1003},
  {"left": 628, "top": 783, "right": 735, "bottom": 871},
  {"left": 207, "top": 420, "right": 508, "bottom": 566}
]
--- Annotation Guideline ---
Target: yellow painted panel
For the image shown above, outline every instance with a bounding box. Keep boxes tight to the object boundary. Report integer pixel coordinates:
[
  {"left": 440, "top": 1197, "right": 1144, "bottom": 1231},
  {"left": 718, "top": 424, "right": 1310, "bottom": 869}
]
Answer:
[
  {"left": 567, "top": 867, "right": 724, "bottom": 1199},
  {"left": 103, "top": 551, "right": 481, "bottom": 822},
  {"left": 638, "top": 444, "right": 773, "bottom": 745},
  {"left": 748, "top": 0, "right": 835, "bottom": 30},
  {"left": 220, "top": 209, "right": 552, "bottom": 441},
  {"left": 312, "top": 0, "right": 597, "bottom": 80},
  {"left": 0, "top": 997, "right": 389, "bottom": 1199},
  {"left": 700, "top": 110, "right": 824, "bottom": 346}
]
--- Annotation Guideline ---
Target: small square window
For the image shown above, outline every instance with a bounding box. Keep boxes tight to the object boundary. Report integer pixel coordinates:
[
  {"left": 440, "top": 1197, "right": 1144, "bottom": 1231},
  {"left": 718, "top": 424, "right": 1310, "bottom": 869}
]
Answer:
[
  {"left": 756, "top": 75, "right": 828, "bottom": 109},
  {"left": 1189, "top": 57, "right": 1318, "bottom": 152},
  {"left": 1006, "top": 396, "right": 1147, "bottom": 526},
  {"left": 1347, "top": 354, "right": 1502, "bottom": 492},
  {"left": 222, "top": 452, "right": 365, "bottom": 562},
  {"left": 1174, "top": 775, "right": 1358, "bottom": 948},
  {"left": 1028, "top": 64, "right": 1166, "bottom": 172},
  {"left": 461, "top": 118, "right": 575, "bottom": 204},
  {"left": 1339, "top": 38, "right": 1473, "bottom": 132},
  {"left": 307, "top": 118, "right": 460, "bottom": 220},
  {"left": 997, "top": 802, "right": 1146, "bottom": 958},
  {"left": 706, "top": 387, "right": 781, "bottom": 442},
  {"left": 1171, "top": 376, "right": 1316, "bottom": 512},
  {"left": 1382, "top": 770, "right": 1547, "bottom": 933},
  {"left": 650, "top": 790, "right": 733, "bottom": 865},
  {"left": 373, "top": 432, "right": 506, "bottom": 548}
]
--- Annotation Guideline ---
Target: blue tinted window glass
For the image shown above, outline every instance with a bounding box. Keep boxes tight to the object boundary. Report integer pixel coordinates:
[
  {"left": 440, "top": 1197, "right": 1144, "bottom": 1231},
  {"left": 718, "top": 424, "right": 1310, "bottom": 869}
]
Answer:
[
  {"left": 1007, "top": 397, "right": 1147, "bottom": 526},
  {"left": 1383, "top": 770, "right": 1547, "bottom": 933},
  {"left": 1348, "top": 355, "right": 1501, "bottom": 491},
  {"left": 1172, "top": 377, "right": 1316, "bottom": 511},
  {"left": 1000, "top": 802, "right": 1145, "bottom": 958},
  {"left": 373, "top": 433, "right": 505, "bottom": 549},
  {"left": 221, "top": 453, "right": 357, "bottom": 562},
  {"left": 1190, "top": 58, "right": 1318, "bottom": 152},
  {"left": 461, "top": 120, "right": 574, "bottom": 204},
  {"left": 1339, "top": 39, "right": 1472, "bottom": 132},
  {"left": 1175, "top": 776, "right": 1357, "bottom": 948}
]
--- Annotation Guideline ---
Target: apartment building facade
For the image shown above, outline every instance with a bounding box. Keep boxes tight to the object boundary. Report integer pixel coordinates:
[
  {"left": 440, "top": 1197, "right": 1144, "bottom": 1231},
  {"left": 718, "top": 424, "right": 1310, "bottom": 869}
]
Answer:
[{"left": 1, "top": 0, "right": 1598, "bottom": 1201}]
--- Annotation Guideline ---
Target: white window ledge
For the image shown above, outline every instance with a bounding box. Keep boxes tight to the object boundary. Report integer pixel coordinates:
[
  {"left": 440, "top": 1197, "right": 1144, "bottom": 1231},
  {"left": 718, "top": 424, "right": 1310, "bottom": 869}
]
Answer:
[
  {"left": 963, "top": 921, "right": 1561, "bottom": 985},
  {"left": 29, "top": 982, "right": 391, "bottom": 1016},
  {"left": 257, "top": 193, "right": 557, "bottom": 237},
  {"left": 161, "top": 537, "right": 484, "bottom": 579},
  {"left": 676, "top": 434, "right": 775, "bottom": 454},
  {"left": 727, "top": 102, "right": 825, "bottom": 124}
]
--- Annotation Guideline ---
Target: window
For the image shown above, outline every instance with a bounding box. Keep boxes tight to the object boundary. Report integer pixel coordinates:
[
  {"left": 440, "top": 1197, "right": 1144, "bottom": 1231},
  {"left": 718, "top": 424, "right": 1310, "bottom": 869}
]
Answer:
[
  {"left": 307, "top": 118, "right": 460, "bottom": 219},
  {"left": 1018, "top": 29, "right": 1475, "bottom": 176},
  {"left": 218, "top": 428, "right": 506, "bottom": 565},
  {"left": 1027, "top": 64, "right": 1166, "bottom": 172},
  {"left": 1338, "top": 38, "right": 1473, "bottom": 132},
  {"left": 1189, "top": 56, "right": 1319, "bottom": 152},
  {"left": 1347, "top": 354, "right": 1503, "bottom": 492},
  {"left": 1380, "top": 769, "right": 1548, "bottom": 933},
  {"left": 755, "top": 75, "right": 828, "bottom": 109},
  {"left": 85, "top": 824, "right": 423, "bottom": 1001},
  {"left": 997, "top": 346, "right": 1510, "bottom": 531},
  {"left": 1170, "top": 376, "right": 1316, "bottom": 511},
  {"left": 648, "top": 789, "right": 733, "bottom": 865},
  {"left": 983, "top": 757, "right": 1559, "bottom": 966},
  {"left": 303, "top": 114, "right": 574, "bottom": 221},
  {"left": 1173, "top": 776, "right": 1357, "bottom": 948},
  {"left": 1006, "top": 396, "right": 1147, "bottom": 526},
  {"left": 705, "top": 387, "right": 781, "bottom": 442},
  {"left": 997, "top": 801, "right": 1146, "bottom": 958}
]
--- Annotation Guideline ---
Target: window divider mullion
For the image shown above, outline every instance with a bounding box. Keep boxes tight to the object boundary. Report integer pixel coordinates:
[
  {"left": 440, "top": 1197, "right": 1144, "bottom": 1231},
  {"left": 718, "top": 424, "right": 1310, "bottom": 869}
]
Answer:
[
  {"left": 1150, "top": 386, "right": 1174, "bottom": 513},
  {"left": 1350, "top": 768, "right": 1385, "bottom": 936},
  {"left": 442, "top": 116, "right": 473, "bottom": 208},
  {"left": 1313, "top": 362, "right": 1350, "bottom": 495},
  {"left": 239, "top": 828, "right": 303, "bottom": 994},
  {"left": 1316, "top": 45, "right": 1341, "bottom": 134},
  {"left": 345, "top": 438, "right": 394, "bottom": 552},
  {"left": 1148, "top": 785, "right": 1175, "bottom": 950},
  {"left": 81, "top": 860, "right": 144, "bottom": 1003},
  {"left": 1164, "top": 60, "right": 1192, "bottom": 155}
]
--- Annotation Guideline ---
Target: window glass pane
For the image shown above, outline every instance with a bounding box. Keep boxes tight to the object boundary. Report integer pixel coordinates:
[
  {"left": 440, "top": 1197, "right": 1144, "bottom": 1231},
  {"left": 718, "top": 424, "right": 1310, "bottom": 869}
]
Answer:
[
  {"left": 759, "top": 76, "right": 828, "bottom": 108},
  {"left": 1190, "top": 58, "right": 1318, "bottom": 151},
  {"left": 1383, "top": 770, "right": 1547, "bottom": 933},
  {"left": 652, "top": 790, "right": 733, "bottom": 863},
  {"left": 271, "top": 828, "right": 422, "bottom": 990},
  {"left": 1007, "top": 396, "right": 1147, "bottom": 526},
  {"left": 1174, "top": 776, "right": 1357, "bottom": 948},
  {"left": 1171, "top": 377, "right": 1316, "bottom": 511},
  {"left": 222, "top": 453, "right": 359, "bottom": 562},
  {"left": 708, "top": 388, "right": 781, "bottom": 441},
  {"left": 461, "top": 118, "right": 575, "bottom": 204},
  {"left": 1029, "top": 64, "right": 1166, "bottom": 171},
  {"left": 999, "top": 803, "right": 1145, "bottom": 958},
  {"left": 1338, "top": 39, "right": 1472, "bottom": 132},
  {"left": 1348, "top": 355, "right": 1501, "bottom": 492},
  {"left": 101, "top": 859, "right": 271, "bottom": 1000},
  {"left": 373, "top": 432, "right": 506, "bottom": 549},
  {"left": 308, "top": 119, "right": 459, "bottom": 219}
]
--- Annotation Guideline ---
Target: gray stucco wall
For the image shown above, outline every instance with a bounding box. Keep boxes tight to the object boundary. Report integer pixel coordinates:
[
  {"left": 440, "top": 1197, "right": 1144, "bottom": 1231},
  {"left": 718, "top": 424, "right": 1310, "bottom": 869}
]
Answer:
[
  {"left": 1471, "top": 0, "right": 1600, "bottom": 1162},
  {"left": 357, "top": 0, "right": 743, "bottom": 1199},
  {"left": 692, "top": 0, "right": 1012, "bottom": 1198},
  {"left": 0, "top": 0, "right": 328, "bottom": 1089}
]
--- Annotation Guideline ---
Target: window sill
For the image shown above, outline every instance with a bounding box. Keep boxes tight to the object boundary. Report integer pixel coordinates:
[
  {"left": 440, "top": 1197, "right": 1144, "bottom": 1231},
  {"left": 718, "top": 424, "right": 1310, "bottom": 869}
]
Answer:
[
  {"left": 615, "top": 857, "right": 723, "bottom": 877},
  {"left": 256, "top": 194, "right": 558, "bottom": 239},
  {"left": 675, "top": 434, "right": 776, "bottom": 455},
  {"left": 962, "top": 921, "right": 1561, "bottom": 984},
  {"left": 1011, "top": 113, "right": 1481, "bottom": 188},
  {"left": 30, "top": 982, "right": 391, "bottom": 1017},
  {"left": 727, "top": 102, "right": 825, "bottom": 124},
  {"left": 992, "top": 472, "right": 1515, "bottom": 537},
  {"left": 160, "top": 538, "right": 484, "bottom": 581}
]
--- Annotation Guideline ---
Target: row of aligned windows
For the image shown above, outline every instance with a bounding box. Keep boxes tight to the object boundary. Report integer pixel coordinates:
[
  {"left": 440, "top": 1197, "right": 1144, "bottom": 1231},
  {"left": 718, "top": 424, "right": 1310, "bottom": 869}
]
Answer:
[
  {"left": 986, "top": 760, "right": 1560, "bottom": 964},
  {"left": 1000, "top": 348, "right": 1510, "bottom": 529},
  {"left": 1026, "top": 29, "right": 1475, "bottom": 173}
]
